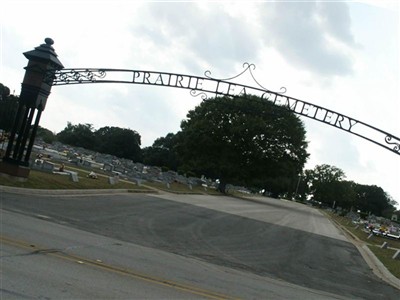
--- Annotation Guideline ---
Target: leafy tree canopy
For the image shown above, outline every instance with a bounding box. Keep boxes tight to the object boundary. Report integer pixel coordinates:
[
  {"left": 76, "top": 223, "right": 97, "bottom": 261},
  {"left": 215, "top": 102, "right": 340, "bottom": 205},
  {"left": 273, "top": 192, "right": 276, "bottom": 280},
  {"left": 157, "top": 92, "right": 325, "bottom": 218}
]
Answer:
[
  {"left": 96, "top": 126, "right": 141, "bottom": 161},
  {"left": 303, "top": 164, "right": 397, "bottom": 216},
  {"left": 353, "top": 184, "right": 396, "bottom": 217},
  {"left": 57, "top": 122, "right": 142, "bottom": 162},
  {"left": 0, "top": 83, "right": 11, "bottom": 98},
  {"left": 57, "top": 122, "right": 96, "bottom": 150},
  {"left": 36, "top": 126, "right": 56, "bottom": 144},
  {"left": 0, "top": 83, "right": 18, "bottom": 132},
  {"left": 142, "top": 133, "right": 179, "bottom": 170},
  {"left": 176, "top": 95, "right": 309, "bottom": 194},
  {"left": 304, "top": 164, "right": 348, "bottom": 207}
]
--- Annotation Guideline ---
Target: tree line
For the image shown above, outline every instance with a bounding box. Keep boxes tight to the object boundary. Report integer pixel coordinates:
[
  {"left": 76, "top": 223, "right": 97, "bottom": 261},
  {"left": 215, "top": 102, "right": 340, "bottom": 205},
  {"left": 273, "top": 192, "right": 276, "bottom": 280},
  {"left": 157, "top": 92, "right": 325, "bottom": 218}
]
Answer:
[
  {"left": 297, "top": 164, "right": 397, "bottom": 218},
  {"left": 0, "top": 82, "right": 397, "bottom": 217},
  {"left": 56, "top": 123, "right": 142, "bottom": 161}
]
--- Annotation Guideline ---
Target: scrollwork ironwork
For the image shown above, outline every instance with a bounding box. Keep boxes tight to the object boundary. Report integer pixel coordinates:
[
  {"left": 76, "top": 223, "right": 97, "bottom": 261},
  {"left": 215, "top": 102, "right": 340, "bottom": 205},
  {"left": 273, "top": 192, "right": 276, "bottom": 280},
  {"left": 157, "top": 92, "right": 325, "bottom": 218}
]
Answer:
[
  {"left": 204, "top": 62, "right": 256, "bottom": 82},
  {"left": 43, "top": 69, "right": 58, "bottom": 85},
  {"left": 385, "top": 135, "right": 400, "bottom": 153},
  {"left": 204, "top": 62, "right": 287, "bottom": 95},
  {"left": 190, "top": 89, "right": 209, "bottom": 100},
  {"left": 53, "top": 69, "right": 107, "bottom": 84}
]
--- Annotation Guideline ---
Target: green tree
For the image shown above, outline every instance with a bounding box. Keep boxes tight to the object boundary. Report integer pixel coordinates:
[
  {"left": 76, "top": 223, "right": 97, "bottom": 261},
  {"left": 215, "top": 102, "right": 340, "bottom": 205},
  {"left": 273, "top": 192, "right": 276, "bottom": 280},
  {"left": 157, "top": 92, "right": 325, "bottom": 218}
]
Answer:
[
  {"left": 142, "top": 133, "right": 179, "bottom": 170},
  {"left": 0, "top": 83, "right": 10, "bottom": 98},
  {"left": 353, "top": 184, "right": 396, "bottom": 217},
  {"left": 331, "top": 180, "right": 357, "bottom": 209},
  {"left": 0, "top": 83, "right": 18, "bottom": 132},
  {"left": 57, "top": 122, "right": 96, "bottom": 150},
  {"left": 176, "top": 95, "right": 309, "bottom": 194},
  {"left": 304, "top": 164, "right": 351, "bottom": 208},
  {"left": 95, "top": 126, "right": 142, "bottom": 161},
  {"left": 36, "top": 126, "right": 56, "bottom": 144},
  {"left": 57, "top": 123, "right": 142, "bottom": 161}
]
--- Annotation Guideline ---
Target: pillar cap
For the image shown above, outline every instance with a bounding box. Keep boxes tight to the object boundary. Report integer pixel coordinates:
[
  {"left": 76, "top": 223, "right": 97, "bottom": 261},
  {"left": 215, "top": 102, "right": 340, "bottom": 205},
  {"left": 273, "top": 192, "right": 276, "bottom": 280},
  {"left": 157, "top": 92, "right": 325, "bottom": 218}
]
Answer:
[{"left": 23, "top": 38, "right": 64, "bottom": 69}]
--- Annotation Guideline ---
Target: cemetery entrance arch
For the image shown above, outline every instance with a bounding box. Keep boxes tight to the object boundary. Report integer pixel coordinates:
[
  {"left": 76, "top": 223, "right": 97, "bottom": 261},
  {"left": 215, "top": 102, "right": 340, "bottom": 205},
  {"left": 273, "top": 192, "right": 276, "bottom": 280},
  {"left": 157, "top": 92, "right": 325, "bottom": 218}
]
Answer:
[
  {"left": 49, "top": 64, "right": 400, "bottom": 156},
  {"left": 1, "top": 38, "right": 399, "bottom": 180}
]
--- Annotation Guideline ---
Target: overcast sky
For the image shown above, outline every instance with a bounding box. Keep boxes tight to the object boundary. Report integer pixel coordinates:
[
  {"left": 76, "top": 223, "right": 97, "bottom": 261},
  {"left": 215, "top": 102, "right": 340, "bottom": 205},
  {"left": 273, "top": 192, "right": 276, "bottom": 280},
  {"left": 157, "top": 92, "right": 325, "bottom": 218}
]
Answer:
[{"left": 1, "top": 0, "right": 399, "bottom": 207}]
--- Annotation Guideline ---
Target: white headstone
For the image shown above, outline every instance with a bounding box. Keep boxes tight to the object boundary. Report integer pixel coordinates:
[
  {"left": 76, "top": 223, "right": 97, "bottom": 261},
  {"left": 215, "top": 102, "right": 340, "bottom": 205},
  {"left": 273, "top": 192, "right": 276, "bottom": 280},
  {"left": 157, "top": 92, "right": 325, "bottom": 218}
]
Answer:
[
  {"left": 69, "top": 172, "right": 79, "bottom": 182},
  {"left": 109, "top": 176, "right": 119, "bottom": 185},
  {"left": 42, "top": 161, "right": 55, "bottom": 172}
]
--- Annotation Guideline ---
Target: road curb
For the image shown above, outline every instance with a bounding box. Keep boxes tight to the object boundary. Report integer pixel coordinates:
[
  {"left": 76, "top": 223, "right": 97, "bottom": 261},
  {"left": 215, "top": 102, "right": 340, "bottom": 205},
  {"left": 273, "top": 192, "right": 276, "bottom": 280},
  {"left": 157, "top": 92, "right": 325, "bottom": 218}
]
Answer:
[
  {"left": 324, "top": 212, "right": 400, "bottom": 290},
  {"left": 0, "top": 185, "right": 155, "bottom": 196}
]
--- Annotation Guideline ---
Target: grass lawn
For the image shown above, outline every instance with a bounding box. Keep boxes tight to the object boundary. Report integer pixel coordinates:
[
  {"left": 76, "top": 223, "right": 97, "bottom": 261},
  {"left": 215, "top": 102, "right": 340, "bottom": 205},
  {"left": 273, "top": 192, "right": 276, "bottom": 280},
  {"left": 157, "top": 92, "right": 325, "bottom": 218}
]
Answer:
[
  {"left": 368, "top": 246, "right": 400, "bottom": 279},
  {"left": 326, "top": 212, "right": 400, "bottom": 279},
  {"left": 0, "top": 168, "right": 147, "bottom": 191},
  {"left": 0, "top": 164, "right": 223, "bottom": 195}
]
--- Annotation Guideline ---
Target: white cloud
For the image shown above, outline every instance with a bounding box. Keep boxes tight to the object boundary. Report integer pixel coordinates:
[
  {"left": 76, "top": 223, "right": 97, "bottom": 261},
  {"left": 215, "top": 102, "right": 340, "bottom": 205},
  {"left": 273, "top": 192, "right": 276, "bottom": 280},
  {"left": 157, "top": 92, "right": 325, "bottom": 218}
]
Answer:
[{"left": 258, "top": 1, "right": 357, "bottom": 77}]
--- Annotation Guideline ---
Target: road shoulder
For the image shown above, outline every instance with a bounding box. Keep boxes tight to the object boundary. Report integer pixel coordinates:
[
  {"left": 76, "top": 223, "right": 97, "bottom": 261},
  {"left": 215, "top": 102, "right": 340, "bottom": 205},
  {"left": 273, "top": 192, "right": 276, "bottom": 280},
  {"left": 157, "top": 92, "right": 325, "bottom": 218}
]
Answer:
[{"left": 323, "top": 210, "right": 400, "bottom": 290}]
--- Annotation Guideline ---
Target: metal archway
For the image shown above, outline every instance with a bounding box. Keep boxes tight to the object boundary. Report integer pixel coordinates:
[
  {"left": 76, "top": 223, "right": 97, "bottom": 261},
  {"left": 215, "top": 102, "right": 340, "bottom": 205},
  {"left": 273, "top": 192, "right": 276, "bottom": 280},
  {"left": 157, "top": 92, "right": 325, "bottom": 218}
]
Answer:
[
  {"left": 2, "top": 37, "right": 399, "bottom": 181},
  {"left": 48, "top": 63, "right": 400, "bottom": 156}
]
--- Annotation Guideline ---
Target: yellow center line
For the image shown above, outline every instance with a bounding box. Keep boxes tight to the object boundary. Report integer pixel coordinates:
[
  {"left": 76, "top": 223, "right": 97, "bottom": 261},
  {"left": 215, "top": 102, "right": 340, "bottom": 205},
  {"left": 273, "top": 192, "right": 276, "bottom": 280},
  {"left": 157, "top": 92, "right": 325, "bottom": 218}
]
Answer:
[{"left": 1, "top": 235, "right": 240, "bottom": 300}]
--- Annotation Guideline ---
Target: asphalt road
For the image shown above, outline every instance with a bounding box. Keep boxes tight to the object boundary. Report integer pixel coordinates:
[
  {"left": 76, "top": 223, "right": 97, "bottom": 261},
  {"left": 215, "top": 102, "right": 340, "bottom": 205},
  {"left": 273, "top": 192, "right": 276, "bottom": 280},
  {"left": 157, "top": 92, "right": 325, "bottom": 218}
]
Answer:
[
  {"left": 1, "top": 240, "right": 204, "bottom": 300},
  {"left": 1, "top": 191, "right": 399, "bottom": 299}
]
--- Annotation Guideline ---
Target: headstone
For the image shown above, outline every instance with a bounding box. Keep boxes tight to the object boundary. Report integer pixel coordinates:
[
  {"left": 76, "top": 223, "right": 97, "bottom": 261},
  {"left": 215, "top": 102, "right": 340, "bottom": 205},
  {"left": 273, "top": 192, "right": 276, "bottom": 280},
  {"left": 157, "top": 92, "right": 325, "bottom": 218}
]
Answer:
[
  {"left": 103, "top": 163, "right": 114, "bottom": 172},
  {"left": 69, "top": 172, "right": 79, "bottom": 182},
  {"left": 42, "top": 161, "right": 55, "bottom": 173},
  {"left": 32, "top": 159, "right": 43, "bottom": 170},
  {"left": 109, "top": 176, "right": 119, "bottom": 185},
  {"left": 83, "top": 160, "right": 91, "bottom": 167},
  {"left": 114, "top": 167, "right": 125, "bottom": 174},
  {"left": 392, "top": 249, "right": 400, "bottom": 260}
]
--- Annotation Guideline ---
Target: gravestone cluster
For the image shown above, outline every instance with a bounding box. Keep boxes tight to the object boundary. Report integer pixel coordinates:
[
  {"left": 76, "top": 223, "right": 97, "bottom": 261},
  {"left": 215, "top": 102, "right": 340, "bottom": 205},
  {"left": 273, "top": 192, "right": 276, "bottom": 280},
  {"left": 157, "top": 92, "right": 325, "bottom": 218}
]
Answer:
[{"left": 30, "top": 139, "right": 221, "bottom": 190}]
